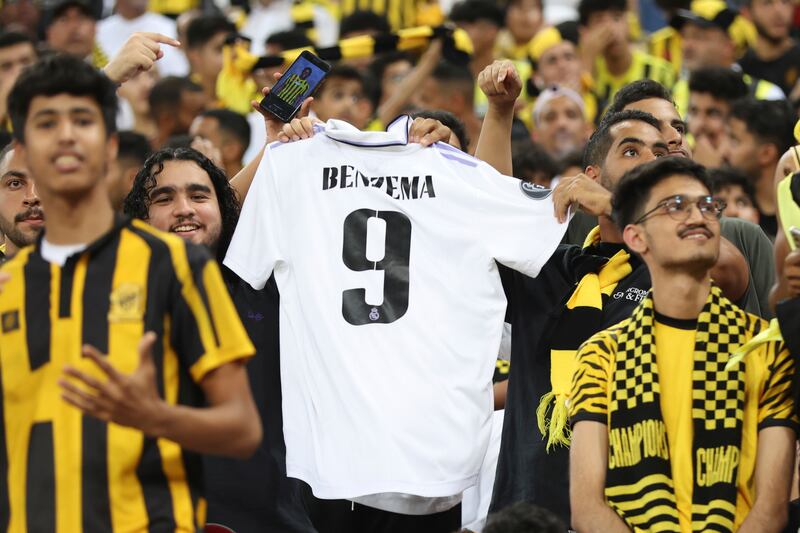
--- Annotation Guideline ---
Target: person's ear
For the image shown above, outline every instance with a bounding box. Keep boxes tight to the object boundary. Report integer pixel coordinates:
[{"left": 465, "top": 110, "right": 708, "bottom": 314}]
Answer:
[
  {"left": 623, "top": 223, "right": 648, "bottom": 255},
  {"left": 758, "top": 143, "right": 778, "bottom": 168},
  {"left": 584, "top": 165, "right": 601, "bottom": 182}
]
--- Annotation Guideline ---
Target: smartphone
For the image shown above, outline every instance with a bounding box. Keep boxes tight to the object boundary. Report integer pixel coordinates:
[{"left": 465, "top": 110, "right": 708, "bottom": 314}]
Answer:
[{"left": 260, "top": 51, "right": 331, "bottom": 123}]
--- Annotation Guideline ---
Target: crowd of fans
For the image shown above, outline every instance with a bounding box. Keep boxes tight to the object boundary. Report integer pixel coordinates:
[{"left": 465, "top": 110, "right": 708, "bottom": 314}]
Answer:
[{"left": 1, "top": 0, "right": 800, "bottom": 531}]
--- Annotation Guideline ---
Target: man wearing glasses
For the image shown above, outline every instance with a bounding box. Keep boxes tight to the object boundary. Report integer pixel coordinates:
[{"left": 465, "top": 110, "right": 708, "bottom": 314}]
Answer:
[{"left": 569, "top": 156, "right": 798, "bottom": 533}]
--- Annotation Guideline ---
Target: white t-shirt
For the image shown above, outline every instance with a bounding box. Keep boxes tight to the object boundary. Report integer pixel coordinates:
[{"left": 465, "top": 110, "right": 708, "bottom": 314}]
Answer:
[
  {"left": 224, "top": 116, "right": 567, "bottom": 501},
  {"left": 241, "top": 0, "right": 338, "bottom": 56},
  {"left": 97, "top": 13, "right": 189, "bottom": 77},
  {"left": 41, "top": 239, "right": 88, "bottom": 266}
]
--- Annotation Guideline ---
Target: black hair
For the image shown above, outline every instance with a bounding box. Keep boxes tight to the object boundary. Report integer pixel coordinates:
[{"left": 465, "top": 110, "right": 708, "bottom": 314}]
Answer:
[
  {"left": 339, "top": 10, "right": 391, "bottom": 37},
  {"left": 730, "top": 97, "right": 795, "bottom": 156},
  {"left": 410, "top": 109, "right": 470, "bottom": 151},
  {"left": 0, "top": 31, "right": 35, "bottom": 51},
  {"left": 583, "top": 109, "right": 661, "bottom": 168},
  {"left": 654, "top": 0, "right": 690, "bottom": 11},
  {"left": 0, "top": 131, "right": 12, "bottom": 155},
  {"left": 185, "top": 15, "right": 236, "bottom": 49},
  {"left": 484, "top": 502, "right": 566, "bottom": 533},
  {"left": 606, "top": 79, "right": 674, "bottom": 116},
  {"left": 431, "top": 60, "right": 475, "bottom": 103},
  {"left": 367, "top": 51, "right": 414, "bottom": 104},
  {"left": 612, "top": 156, "right": 710, "bottom": 229},
  {"left": 511, "top": 140, "right": 560, "bottom": 185},
  {"left": 0, "top": 141, "right": 14, "bottom": 163},
  {"left": 117, "top": 130, "right": 152, "bottom": 167},
  {"left": 148, "top": 76, "right": 203, "bottom": 120},
  {"left": 199, "top": 108, "right": 251, "bottom": 152},
  {"left": 688, "top": 67, "right": 749, "bottom": 102},
  {"left": 123, "top": 147, "right": 240, "bottom": 261},
  {"left": 559, "top": 148, "right": 586, "bottom": 174},
  {"left": 163, "top": 134, "right": 193, "bottom": 149},
  {"left": 449, "top": 0, "right": 505, "bottom": 27},
  {"left": 505, "top": 0, "right": 542, "bottom": 8},
  {"left": 578, "top": 0, "right": 627, "bottom": 26},
  {"left": 709, "top": 167, "right": 756, "bottom": 205},
  {"left": 8, "top": 53, "right": 118, "bottom": 143},
  {"left": 265, "top": 30, "right": 314, "bottom": 51}
]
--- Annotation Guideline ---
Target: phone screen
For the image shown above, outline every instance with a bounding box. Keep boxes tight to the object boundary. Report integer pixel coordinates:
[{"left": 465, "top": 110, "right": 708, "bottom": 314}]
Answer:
[{"left": 261, "top": 53, "right": 329, "bottom": 122}]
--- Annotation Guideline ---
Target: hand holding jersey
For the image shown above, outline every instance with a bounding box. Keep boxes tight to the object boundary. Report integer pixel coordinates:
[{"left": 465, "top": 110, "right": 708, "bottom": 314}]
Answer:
[{"left": 224, "top": 116, "right": 568, "bottom": 516}]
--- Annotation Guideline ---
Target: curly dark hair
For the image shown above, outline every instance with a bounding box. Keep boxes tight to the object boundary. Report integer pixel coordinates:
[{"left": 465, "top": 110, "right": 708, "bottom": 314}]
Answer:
[{"left": 123, "top": 147, "right": 241, "bottom": 262}]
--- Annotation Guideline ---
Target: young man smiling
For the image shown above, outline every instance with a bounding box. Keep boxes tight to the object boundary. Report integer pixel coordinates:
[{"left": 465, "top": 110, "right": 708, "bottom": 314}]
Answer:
[
  {"left": 570, "top": 157, "right": 797, "bottom": 532},
  {"left": 2, "top": 54, "right": 260, "bottom": 531}
]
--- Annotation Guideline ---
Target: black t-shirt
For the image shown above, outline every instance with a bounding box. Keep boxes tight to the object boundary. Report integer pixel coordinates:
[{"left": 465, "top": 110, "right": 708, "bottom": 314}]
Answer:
[
  {"left": 759, "top": 211, "right": 778, "bottom": 240},
  {"left": 489, "top": 243, "right": 651, "bottom": 526},
  {"left": 204, "top": 271, "right": 315, "bottom": 533},
  {"left": 738, "top": 43, "right": 800, "bottom": 96}
]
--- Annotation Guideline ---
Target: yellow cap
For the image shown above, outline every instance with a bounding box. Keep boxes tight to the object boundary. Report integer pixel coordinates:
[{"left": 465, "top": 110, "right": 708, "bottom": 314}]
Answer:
[{"left": 528, "top": 26, "right": 564, "bottom": 62}]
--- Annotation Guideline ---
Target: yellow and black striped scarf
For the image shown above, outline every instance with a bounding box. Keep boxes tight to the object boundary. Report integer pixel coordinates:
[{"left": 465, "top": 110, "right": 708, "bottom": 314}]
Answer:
[
  {"left": 607, "top": 285, "right": 747, "bottom": 532},
  {"left": 537, "top": 227, "right": 632, "bottom": 449}
]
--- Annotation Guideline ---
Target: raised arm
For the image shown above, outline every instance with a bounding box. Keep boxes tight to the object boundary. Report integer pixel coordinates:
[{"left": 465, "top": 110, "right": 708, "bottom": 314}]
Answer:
[
  {"left": 570, "top": 421, "right": 632, "bottom": 533},
  {"left": 474, "top": 60, "right": 521, "bottom": 176},
  {"left": 376, "top": 39, "right": 443, "bottom": 127}
]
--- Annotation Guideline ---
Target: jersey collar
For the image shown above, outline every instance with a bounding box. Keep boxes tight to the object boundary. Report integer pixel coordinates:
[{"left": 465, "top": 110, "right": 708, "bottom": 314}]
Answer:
[{"left": 323, "top": 115, "right": 411, "bottom": 148}]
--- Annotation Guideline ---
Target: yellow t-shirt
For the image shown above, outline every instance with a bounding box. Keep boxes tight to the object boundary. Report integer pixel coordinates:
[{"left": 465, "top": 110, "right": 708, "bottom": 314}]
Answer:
[
  {"left": 570, "top": 309, "right": 798, "bottom": 532},
  {"left": 594, "top": 50, "right": 676, "bottom": 113},
  {"left": 654, "top": 316, "right": 696, "bottom": 532}
]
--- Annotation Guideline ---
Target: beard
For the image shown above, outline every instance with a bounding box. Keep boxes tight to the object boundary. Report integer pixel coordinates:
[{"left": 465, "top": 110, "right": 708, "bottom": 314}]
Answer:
[
  {"left": 0, "top": 210, "right": 41, "bottom": 250},
  {"left": 753, "top": 18, "right": 788, "bottom": 46}
]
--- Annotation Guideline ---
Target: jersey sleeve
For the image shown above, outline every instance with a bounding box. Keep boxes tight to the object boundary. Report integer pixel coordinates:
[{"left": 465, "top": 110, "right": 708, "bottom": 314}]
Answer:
[
  {"left": 223, "top": 149, "right": 285, "bottom": 290},
  {"left": 466, "top": 158, "right": 568, "bottom": 279},
  {"left": 171, "top": 243, "right": 255, "bottom": 383},
  {"left": 569, "top": 331, "right": 615, "bottom": 426},
  {"left": 757, "top": 341, "right": 799, "bottom": 433}
]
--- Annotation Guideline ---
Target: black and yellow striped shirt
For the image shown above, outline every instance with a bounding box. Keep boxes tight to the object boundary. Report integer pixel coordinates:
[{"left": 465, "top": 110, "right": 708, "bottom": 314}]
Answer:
[
  {"left": 0, "top": 217, "right": 254, "bottom": 532},
  {"left": 276, "top": 74, "right": 311, "bottom": 106},
  {"left": 594, "top": 50, "right": 676, "bottom": 114}
]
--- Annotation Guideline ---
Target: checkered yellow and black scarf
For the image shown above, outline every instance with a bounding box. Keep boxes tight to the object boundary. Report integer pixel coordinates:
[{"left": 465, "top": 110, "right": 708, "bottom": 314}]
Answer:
[
  {"left": 606, "top": 285, "right": 750, "bottom": 532},
  {"left": 537, "top": 227, "right": 632, "bottom": 449}
]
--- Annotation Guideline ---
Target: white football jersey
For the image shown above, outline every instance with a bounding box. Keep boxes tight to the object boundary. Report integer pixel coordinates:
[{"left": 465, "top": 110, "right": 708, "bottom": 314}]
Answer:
[{"left": 224, "top": 117, "right": 568, "bottom": 499}]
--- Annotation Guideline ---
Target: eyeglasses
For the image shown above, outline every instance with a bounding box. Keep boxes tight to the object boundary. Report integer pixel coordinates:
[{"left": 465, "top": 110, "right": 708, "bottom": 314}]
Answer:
[{"left": 634, "top": 194, "right": 726, "bottom": 225}]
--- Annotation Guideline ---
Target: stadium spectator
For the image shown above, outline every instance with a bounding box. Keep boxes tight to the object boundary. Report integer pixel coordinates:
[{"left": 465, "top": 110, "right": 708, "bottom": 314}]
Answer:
[
  {"left": 511, "top": 139, "right": 560, "bottom": 187},
  {"left": 709, "top": 167, "right": 760, "bottom": 225},
  {"left": 449, "top": 0, "right": 505, "bottom": 79},
  {"left": 107, "top": 130, "right": 151, "bottom": 211},
  {"left": 724, "top": 98, "right": 795, "bottom": 238},
  {"left": 310, "top": 65, "right": 374, "bottom": 130},
  {"left": 5, "top": 52, "right": 260, "bottom": 532},
  {"left": 647, "top": 0, "right": 690, "bottom": 72},
  {"left": 413, "top": 61, "right": 480, "bottom": 152},
  {"left": 530, "top": 85, "right": 592, "bottom": 160},
  {"left": 687, "top": 67, "right": 748, "bottom": 168},
  {"left": 571, "top": 156, "right": 797, "bottom": 532},
  {"left": 577, "top": 0, "right": 675, "bottom": 107},
  {"left": 369, "top": 52, "right": 414, "bottom": 109},
  {"left": 495, "top": 0, "right": 544, "bottom": 61},
  {"left": 43, "top": 0, "right": 105, "bottom": 66},
  {"left": 190, "top": 108, "right": 251, "bottom": 177},
  {"left": 528, "top": 21, "right": 600, "bottom": 124},
  {"left": 0, "top": 144, "right": 41, "bottom": 259},
  {"left": 185, "top": 15, "right": 235, "bottom": 104},
  {"left": 148, "top": 75, "right": 208, "bottom": 149},
  {"left": 96, "top": 0, "right": 186, "bottom": 77},
  {"left": 0, "top": 32, "right": 37, "bottom": 134},
  {"left": 670, "top": 0, "right": 784, "bottom": 115},
  {"left": 739, "top": 0, "right": 800, "bottom": 97}
]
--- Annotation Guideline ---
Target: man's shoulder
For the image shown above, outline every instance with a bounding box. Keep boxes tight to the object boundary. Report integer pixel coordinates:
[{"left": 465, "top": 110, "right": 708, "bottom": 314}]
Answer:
[{"left": 126, "top": 219, "right": 211, "bottom": 269}]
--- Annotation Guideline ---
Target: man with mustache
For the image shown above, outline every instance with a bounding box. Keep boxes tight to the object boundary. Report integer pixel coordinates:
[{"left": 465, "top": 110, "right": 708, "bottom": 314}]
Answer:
[
  {"left": 570, "top": 156, "right": 797, "bottom": 532},
  {"left": 0, "top": 144, "right": 43, "bottom": 259}
]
